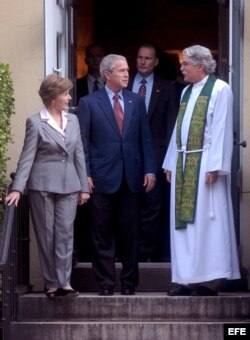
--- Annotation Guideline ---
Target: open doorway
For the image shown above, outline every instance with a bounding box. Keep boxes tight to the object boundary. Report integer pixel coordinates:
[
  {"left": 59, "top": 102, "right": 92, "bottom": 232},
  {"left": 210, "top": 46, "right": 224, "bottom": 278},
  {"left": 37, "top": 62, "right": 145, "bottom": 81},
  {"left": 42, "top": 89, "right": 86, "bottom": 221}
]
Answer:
[
  {"left": 75, "top": 0, "right": 219, "bottom": 82},
  {"left": 73, "top": 0, "right": 231, "bottom": 263}
]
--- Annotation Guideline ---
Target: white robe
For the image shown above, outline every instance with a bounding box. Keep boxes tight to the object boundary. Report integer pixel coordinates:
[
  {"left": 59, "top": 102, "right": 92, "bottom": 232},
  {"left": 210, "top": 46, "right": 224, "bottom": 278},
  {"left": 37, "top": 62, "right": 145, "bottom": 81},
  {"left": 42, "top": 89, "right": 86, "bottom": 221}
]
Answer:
[{"left": 162, "top": 76, "right": 241, "bottom": 284}]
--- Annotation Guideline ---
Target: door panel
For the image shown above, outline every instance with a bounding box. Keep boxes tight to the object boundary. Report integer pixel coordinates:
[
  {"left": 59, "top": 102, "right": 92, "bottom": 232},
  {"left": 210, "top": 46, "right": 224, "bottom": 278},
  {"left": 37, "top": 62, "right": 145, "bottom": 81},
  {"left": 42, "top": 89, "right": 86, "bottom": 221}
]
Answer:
[
  {"left": 218, "top": 0, "right": 243, "bottom": 243},
  {"left": 230, "top": 0, "right": 244, "bottom": 243},
  {"left": 44, "top": 0, "right": 69, "bottom": 76},
  {"left": 67, "top": 0, "right": 77, "bottom": 106}
]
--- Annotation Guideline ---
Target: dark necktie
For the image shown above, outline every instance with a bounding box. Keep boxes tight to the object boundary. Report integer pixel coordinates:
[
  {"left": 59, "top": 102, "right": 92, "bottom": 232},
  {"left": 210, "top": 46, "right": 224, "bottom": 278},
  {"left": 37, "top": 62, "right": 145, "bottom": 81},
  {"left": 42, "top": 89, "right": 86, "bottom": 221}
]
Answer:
[
  {"left": 93, "top": 79, "right": 99, "bottom": 92},
  {"left": 113, "top": 94, "right": 124, "bottom": 134},
  {"left": 138, "top": 78, "right": 146, "bottom": 97}
]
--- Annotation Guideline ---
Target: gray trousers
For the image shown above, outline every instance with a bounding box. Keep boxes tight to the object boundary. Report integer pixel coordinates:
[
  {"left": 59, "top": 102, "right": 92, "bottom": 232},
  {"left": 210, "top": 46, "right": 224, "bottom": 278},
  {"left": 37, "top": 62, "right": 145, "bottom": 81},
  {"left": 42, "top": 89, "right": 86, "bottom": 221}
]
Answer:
[{"left": 29, "top": 190, "right": 78, "bottom": 289}]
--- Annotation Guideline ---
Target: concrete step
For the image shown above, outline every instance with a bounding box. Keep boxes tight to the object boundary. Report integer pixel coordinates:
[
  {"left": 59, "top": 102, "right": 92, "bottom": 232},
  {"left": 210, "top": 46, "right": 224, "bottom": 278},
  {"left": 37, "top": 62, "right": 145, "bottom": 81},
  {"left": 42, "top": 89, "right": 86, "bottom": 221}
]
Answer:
[
  {"left": 17, "top": 293, "right": 250, "bottom": 322},
  {"left": 12, "top": 292, "right": 250, "bottom": 340},
  {"left": 11, "top": 320, "right": 249, "bottom": 340},
  {"left": 71, "top": 262, "right": 175, "bottom": 292}
]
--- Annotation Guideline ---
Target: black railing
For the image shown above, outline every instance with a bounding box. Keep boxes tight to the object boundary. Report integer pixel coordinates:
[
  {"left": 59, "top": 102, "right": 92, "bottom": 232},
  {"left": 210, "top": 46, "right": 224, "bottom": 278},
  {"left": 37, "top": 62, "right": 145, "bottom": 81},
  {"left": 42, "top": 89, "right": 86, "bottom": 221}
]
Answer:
[{"left": 0, "top": 192, "right": 30, "bottom": 340}]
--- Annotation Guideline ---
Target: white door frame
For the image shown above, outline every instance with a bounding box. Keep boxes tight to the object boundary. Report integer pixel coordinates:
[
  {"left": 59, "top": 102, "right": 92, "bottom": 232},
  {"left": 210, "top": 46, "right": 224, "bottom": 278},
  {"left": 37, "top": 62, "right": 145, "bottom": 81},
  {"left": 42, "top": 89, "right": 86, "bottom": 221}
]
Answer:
[{"left": 44, "top": 0, "right": 69, "bottom": 76}]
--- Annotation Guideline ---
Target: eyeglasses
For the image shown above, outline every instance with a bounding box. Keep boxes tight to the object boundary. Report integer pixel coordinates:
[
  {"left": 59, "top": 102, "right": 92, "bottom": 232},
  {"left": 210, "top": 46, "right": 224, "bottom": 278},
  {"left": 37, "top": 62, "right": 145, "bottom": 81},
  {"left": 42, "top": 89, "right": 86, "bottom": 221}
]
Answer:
[{"left": 181, "top": 61, "right": 196, "bottom": 67}]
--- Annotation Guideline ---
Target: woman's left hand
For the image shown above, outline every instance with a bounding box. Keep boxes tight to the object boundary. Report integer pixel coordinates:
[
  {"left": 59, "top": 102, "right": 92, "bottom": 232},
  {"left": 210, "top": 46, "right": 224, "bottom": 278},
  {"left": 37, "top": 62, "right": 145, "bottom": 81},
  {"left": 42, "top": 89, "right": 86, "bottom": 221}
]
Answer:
[
  {"left": 78, "top": 192, "right": 90, "bottom": 205},
  {"left": 5, "top": 191, "right": 21, "bottom": 207}
]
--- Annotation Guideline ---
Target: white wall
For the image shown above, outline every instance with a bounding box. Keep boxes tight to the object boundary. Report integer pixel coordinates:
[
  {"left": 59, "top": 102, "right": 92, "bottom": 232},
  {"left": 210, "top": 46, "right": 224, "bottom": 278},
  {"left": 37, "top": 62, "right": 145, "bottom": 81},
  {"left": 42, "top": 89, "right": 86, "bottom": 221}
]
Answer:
[{"left": 0, "top": 0, "right": 45, "bottom": 173}]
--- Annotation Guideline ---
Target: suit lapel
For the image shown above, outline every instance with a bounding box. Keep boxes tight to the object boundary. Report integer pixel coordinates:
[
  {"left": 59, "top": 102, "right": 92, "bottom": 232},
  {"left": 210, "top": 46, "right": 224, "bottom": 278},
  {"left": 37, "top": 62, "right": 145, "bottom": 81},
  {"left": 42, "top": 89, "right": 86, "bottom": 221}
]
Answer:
[
  {"left": 122, "top": 90, "right": 134, "bottom": 134},
  {"left": 64, "top": 115, "right": 75, "bottom": 150},
  {"left": 95, "top": 89, "right": 136, "bottom": 136},
  {"left": 128, "top": 75, "right": 161, "bottom": 120},
  {"left": 97, "top": 89, "right": 122, "bottom": 135},
  {"left": 40, "top": 117, "right": 68, "bottom": 153},
  {"left": 148, "top": 77, "right": 162, "bottom": 119}
]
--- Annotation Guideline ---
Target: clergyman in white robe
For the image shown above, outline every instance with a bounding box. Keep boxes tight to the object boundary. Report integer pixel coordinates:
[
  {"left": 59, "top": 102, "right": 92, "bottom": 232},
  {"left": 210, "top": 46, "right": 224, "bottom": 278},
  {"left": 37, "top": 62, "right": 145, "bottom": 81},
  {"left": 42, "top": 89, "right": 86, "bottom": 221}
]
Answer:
[{"left": 162, "top": 76, "right": 241, "bottom": 285}]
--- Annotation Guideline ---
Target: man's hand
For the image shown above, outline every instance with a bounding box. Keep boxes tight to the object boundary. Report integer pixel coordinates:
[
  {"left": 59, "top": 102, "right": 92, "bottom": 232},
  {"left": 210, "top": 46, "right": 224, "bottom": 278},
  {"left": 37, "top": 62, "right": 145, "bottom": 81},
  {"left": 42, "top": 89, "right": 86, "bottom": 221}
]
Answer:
[
  {"left": 205, "top": 171, "right": 218, "bottom": 184},
  {"left": 87, "top": 176, "right": 94, "bottom": 194},
  {"left": 164, "top": 170, "right": 172, "bottom": 183},
  {"left": 143, "top": 174, "right": 156, "bottom": 193}
]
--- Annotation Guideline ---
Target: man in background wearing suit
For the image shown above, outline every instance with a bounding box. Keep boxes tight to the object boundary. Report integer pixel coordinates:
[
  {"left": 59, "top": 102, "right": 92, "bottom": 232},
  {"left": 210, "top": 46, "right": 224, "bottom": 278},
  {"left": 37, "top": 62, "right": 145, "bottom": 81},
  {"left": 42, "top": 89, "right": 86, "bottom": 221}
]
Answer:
[
  {"left": 128, "top": 43, "right": 177, "bottom": 262},
  {"left": 76, "top": 43, "right": 105, "bottom": 103},
  {"left": 78, "top": 54, "right": 156, "bottom": 296}
]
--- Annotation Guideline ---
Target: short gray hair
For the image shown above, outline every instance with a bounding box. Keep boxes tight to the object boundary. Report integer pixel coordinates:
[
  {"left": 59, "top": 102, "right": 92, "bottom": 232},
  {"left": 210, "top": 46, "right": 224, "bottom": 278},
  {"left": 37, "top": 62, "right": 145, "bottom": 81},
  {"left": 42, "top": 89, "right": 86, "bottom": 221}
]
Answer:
[
  {"left": 183, "top": 45, "right": 217, "bottom": 74},
  {"left": 100, "top": 54, "right": 127, "bottom": 79}
]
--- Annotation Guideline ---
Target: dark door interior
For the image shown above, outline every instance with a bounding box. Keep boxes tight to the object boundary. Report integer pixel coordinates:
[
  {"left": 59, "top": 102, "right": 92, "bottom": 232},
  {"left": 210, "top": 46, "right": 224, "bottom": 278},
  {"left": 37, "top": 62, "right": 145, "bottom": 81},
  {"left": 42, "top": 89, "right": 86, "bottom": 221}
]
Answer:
[
  {"left": 73, "top": 0, "right": 234, "bottom": 263},
  {"left": 75, "top": 0, "right": 219, "bottom": 81}
]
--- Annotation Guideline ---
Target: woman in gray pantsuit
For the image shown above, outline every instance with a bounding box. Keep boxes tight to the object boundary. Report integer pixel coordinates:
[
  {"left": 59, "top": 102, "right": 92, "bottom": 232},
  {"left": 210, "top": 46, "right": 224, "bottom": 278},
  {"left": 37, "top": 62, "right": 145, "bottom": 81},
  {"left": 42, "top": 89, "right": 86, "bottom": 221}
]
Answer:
[{"left": 5, "top": 74, "right": 90, "bottom": 298}]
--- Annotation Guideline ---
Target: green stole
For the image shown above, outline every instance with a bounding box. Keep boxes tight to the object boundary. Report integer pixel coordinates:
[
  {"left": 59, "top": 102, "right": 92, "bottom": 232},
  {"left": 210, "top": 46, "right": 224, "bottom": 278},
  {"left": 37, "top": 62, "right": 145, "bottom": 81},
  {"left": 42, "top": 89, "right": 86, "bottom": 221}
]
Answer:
[{"left": 175, "top": 75, "right": 217, "bottom": 229}]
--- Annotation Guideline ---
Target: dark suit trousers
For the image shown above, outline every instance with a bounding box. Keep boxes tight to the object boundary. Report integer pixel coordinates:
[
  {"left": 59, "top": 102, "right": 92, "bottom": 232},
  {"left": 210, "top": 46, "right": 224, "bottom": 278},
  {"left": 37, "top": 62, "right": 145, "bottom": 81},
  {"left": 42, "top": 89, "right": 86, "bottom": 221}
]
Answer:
[
  {"left": 139, "top": 170, "right": 170, "bottom": 259},
  {"left": 89, "top": 178, "right": 139, "bottom": 290}
]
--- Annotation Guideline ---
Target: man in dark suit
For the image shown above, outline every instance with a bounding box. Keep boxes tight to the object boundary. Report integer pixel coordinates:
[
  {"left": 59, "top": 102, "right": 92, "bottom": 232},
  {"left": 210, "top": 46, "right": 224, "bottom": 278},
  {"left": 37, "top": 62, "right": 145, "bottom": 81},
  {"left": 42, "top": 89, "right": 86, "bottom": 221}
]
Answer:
[
  {"left": 128, "top": 43, "right": 178, "bottom": 262},
  {"left": 76, "top": 43, "right": 105, "bottom": 103},
  {"left": 78, "top": 54, "right": 156, "bottom": 295}
]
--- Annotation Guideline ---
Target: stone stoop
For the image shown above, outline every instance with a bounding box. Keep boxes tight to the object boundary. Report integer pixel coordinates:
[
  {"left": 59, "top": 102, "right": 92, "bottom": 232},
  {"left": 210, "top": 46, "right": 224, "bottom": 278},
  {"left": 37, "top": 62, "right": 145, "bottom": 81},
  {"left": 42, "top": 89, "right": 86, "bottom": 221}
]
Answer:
[
  {"left": 71, "top": 262, "right": 176, "bottom": 292},
  {"left": 10, "top": 292, "right": 250, "bottom": 340},
  {"left": 70, "top": 262, "right": 246, "bottom": 293}
]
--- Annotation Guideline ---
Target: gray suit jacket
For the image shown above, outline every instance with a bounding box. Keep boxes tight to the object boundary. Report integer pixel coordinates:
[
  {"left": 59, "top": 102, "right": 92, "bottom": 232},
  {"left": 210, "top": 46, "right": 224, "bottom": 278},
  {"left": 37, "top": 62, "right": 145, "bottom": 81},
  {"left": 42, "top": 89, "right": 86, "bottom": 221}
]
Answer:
[{"left": 11, "top": 112, "right": 88, "bottom": 194}]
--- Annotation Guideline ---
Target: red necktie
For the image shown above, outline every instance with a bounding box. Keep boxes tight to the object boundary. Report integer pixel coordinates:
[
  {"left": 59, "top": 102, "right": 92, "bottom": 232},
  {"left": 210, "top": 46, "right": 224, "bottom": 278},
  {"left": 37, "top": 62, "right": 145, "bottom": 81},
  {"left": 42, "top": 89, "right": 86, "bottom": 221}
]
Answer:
[
  {"left": 113, "top": 94, "right": 124, "bottom": 134},
  {"left": 138, "top": 79, "right": 146, "bottom": 97},
  {"left": 93, "top": 80, "right": 99, "bottom": 92}
]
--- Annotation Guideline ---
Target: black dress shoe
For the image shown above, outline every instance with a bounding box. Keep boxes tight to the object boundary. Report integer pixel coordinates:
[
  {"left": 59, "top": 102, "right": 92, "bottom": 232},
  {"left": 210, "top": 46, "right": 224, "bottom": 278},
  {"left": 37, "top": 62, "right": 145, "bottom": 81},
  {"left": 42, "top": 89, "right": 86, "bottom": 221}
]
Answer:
[
  {"left": 121, "top": 288, "right": 135, "bottom": 295},
  {"left": 138, "top": 252, "right": 154, "bottom": 262},
  {"left": 190, "top": 285, "right": 218, "bottom": 296},
  {"left": 167, "top": 285, "right": 193, "bottom": 296},
  {"left": 54, "top": 288, "right": 79, "bottom": 297},
  {"left": 99, "top": 289, "right": 113, "bottom": 296},
  {"left": 45, "top": 289, "right": 57, "bottom": 298}
]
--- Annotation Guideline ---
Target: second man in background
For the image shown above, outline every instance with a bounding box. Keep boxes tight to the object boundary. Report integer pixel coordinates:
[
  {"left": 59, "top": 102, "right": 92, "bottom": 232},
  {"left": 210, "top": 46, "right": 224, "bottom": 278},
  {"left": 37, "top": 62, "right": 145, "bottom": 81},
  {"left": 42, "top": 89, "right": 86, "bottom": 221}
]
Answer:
[{"left": 128, "top": 43, "right": 178, "bottom": 262}]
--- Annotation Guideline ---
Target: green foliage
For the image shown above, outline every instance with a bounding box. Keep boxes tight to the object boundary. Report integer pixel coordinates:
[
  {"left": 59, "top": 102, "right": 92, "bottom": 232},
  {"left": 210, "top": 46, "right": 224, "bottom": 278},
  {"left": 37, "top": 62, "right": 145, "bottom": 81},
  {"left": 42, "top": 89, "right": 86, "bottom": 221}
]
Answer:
[{"left": 0, "top": 64, "right": 15, "bottom": 221}]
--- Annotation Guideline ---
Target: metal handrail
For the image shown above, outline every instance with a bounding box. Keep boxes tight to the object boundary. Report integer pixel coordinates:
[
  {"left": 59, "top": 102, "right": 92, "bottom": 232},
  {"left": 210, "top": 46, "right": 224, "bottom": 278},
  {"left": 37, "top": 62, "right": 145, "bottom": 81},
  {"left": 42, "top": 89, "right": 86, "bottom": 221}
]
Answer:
[
  {"left": 0, "top": 193, "right": 30, "bottom": 340},
  {"left": 0, "top": 205, "right": 15, "bottom": 264}
]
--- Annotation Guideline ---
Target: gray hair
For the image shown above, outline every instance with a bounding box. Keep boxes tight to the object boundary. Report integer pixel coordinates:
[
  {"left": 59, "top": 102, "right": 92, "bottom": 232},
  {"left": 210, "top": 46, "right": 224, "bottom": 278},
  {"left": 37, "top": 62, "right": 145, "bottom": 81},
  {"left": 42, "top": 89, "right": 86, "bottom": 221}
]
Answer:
[
  {"left": 100, "top": 54, "right": 127, "bottom": 79},
  {"left": 183, "top": 45, "right": 217, "bottom": 74}
]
